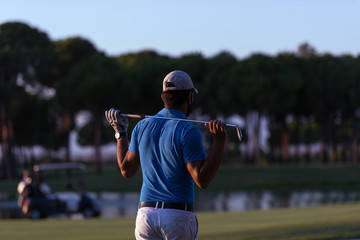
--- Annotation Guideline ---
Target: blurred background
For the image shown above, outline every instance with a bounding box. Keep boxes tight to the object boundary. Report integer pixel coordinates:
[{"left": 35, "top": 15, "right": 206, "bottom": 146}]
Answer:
[{"left": 1, "top": 0, "right": 360, "bottom": 219}]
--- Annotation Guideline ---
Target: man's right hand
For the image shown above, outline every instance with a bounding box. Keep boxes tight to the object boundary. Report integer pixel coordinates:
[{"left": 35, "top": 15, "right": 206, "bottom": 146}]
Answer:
[
  {"left": 105, "top": 108, "right": 129, "bottom": 133},
  {"left": 205, "top": 120, "right": 227, "bottom": 141},
  {"left": 187, "top": 120, "right": 227, "bottom": 189}
]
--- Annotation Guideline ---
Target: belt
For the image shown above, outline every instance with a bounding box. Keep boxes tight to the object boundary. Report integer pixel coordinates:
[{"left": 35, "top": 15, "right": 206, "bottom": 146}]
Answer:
[{"left": 139, "top": 201, "right": 194, "bottom": 212}]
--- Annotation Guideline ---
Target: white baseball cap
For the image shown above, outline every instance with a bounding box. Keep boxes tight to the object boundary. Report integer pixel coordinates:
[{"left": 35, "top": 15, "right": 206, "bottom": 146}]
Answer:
[{"left": 163, "top": 70, "right": 198, "bottom": 93}]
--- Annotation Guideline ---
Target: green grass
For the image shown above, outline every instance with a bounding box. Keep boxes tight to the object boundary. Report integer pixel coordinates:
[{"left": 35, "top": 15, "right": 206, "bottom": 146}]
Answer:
[
  {"left": 1, "top": 204, "right": 360, "bottom": 240},
  {"left": 3, "top": 164, "right": 360, "bottom": 239},
  {"left": 198, "top": 204, "right": 360, "bottom": 240}
]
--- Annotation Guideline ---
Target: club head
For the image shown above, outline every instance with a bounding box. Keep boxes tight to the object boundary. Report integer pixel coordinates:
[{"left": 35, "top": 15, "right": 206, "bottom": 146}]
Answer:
[{"left": 225, "top": 123, "right": 242, "bottom": 141}]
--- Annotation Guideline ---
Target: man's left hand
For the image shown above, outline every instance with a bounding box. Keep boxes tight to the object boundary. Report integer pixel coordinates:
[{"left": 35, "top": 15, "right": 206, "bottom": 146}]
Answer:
[{"left": 105, "top": 108, "right": 129, "bottom": 133}]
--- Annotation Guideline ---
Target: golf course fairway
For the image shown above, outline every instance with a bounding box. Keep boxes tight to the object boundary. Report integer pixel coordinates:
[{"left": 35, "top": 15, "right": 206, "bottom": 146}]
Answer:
[{"left": 1, "top": 203, "right": 360, "bottom": 240}]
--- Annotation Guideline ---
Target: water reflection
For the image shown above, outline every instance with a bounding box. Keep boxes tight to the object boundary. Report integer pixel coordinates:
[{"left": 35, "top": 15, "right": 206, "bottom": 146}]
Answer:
[
  {"left": 97, "top": 192, "right": 139, "bottom": 217},
  {"left": 2, "top": 190, "right": 360, "bottom": 219},
  {"left": 195, "top": 190, "right": 360, "bottom": 212}
]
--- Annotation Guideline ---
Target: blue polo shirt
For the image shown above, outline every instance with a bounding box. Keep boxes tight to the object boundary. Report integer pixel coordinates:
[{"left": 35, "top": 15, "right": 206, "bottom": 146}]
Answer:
[{"left": 129, "top": 108, "right": 206, "bottom": 206}]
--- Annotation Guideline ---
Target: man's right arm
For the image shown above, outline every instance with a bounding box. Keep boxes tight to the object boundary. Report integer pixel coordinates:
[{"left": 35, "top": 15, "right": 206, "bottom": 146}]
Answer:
[{"left": 186, "top": 120, "right": 227, "bottom": 189}]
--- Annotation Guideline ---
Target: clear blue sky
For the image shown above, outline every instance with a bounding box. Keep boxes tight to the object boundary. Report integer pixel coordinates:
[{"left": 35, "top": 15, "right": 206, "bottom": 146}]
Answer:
[{"left": 1, "top": 0, "right": 360, "bottom": 59}]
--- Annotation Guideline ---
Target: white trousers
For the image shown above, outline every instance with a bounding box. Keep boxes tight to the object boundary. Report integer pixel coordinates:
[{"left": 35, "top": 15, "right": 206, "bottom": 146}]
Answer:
[{"left": 135, "top": 207, "right": 198, "bottom": 240}]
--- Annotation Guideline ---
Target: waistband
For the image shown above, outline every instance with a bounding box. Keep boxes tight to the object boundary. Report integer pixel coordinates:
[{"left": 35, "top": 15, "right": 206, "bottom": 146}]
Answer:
[{"left": 138, "top": 201, "right": 194, "bottom": 212}]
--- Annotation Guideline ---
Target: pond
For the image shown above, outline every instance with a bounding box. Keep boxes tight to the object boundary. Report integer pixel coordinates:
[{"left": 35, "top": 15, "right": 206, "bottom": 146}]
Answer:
[{"left": 1, "top": 190, "right": 360, "bottom": 219}]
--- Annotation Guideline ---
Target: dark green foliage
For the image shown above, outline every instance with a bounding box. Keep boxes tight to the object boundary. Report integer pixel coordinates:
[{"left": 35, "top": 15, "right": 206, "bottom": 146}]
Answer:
[
  {"left": 0, "top": 22, "right": 58, "bottom": 178},
  {"left": 1, "top": 21, "right": 360, "bottom": 179}
]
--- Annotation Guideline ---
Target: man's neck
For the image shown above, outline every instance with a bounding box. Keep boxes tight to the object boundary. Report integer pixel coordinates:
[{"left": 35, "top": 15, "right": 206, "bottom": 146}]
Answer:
[{"left": 164, "top": 104, "right": 187, "bottom": 116}]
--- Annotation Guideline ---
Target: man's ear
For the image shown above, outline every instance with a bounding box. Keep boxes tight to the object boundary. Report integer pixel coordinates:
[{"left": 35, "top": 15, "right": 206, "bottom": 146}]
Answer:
[
  {"left": 187, "top": 93, "right": 194, "bottom": 104},
  {"left": 188, "top": 92, "right": 194, "bottom": 104},
  {"left": 161, "top": 93, "right": 167, "bottom": 107}
]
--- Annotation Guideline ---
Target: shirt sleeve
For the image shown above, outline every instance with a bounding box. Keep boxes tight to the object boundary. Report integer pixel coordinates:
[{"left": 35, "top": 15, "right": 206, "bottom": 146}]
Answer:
[
  {"left": 129, "top": 123, "right": 139, "bottom": 154},
  {"left": 182, "top": 126, "right": 207, "bottom": 163}
]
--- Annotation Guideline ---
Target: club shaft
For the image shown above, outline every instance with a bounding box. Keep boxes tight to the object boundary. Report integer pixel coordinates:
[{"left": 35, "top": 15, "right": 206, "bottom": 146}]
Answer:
[{"left": 119, "top": 113, "right": 242, "bottom": 141}]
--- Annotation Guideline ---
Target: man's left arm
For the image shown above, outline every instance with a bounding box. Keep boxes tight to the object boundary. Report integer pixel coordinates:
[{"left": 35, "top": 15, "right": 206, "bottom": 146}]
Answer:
[
  {"left": 105, "top": 108, "right": 140, "bottom": 178},
  {"left": 117, "top": 136, "right": 140, "bottom": 178}
]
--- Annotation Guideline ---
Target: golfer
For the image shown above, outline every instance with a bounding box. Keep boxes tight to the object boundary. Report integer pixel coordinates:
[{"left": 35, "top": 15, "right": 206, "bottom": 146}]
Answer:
[{"left": 105, "top": 70, "right": 227, "bottom": 240}]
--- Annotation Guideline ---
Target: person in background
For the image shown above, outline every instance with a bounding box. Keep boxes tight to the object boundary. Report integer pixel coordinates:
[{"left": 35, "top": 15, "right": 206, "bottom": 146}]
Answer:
[
  {"left": 17, "top": 170, "right": 32, "bottom": 195},
  {"left": 17, "top": 170, "right": 32, "bottom": 207}
]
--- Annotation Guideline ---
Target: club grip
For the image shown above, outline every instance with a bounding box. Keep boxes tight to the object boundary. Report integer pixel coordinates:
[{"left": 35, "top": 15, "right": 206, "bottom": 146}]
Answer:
[{"left": 119, "top": 113, "right": 146, "bottom": 119}]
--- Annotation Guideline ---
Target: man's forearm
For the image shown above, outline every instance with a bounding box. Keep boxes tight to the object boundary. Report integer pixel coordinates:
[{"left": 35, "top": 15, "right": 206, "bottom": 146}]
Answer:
[
  {"left": 197, "top": 137, "right": 226, "bottom": 188},
  {"left": 117, "top": 137, "right": 129, "bottom": 170}
]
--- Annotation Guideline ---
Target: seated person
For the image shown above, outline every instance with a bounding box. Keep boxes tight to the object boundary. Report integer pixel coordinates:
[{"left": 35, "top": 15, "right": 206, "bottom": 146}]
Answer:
[{"left": 17, "top": 170, "right": 32, "bottom": 195}]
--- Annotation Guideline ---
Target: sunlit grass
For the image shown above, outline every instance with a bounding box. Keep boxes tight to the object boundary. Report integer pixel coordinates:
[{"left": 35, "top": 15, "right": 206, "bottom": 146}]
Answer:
[{"left": 2, "top": 203, "right": 360, "bottom": 240}]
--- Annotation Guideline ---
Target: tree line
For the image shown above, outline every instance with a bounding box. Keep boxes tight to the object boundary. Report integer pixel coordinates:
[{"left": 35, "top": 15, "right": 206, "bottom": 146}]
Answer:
[{"left": 1, "top": 21, "right": 360, "bottom": 179}]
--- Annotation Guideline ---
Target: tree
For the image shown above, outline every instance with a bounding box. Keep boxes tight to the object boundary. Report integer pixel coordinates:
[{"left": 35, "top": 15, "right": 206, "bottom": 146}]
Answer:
[
  {"left": 117, "top": 50, "right": 174, "bottom": 114},
  {"left": 297, "top": 42, "right": 316, "bottom": 58},
  {"left": 268, "top": 53, "right": 302, "bottom": 163},
  {"left": 308, "top": 55, "right": 344, "bottom": 163},
  {"left": 65, "top": 53, "right": 126, "bottom": 174},
  {"left": 12, "top": 87, "right": 57, "bottom": 161},
  {"left": 338, "top": 55, "right": 360, "bottom": 163},
  {"left": 222, "top": 54, "right": 269, "bottom": 164},
  {"left": 175, "top": 53, "right": 207, "bottom": 87},
  {"left": 200, "top": 51, "right": 237, "bottom": 117},
  {"left": 0, "top": 22, "right": 57, "bottom": 179},
  {"left": 54, "top": 37, "right": 97, "bottom": 163}
]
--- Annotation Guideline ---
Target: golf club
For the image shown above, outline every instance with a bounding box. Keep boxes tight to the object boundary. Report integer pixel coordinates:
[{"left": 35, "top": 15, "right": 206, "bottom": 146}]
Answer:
[{"left": 119, "top": 113, "right": 243, "bottom": 141}]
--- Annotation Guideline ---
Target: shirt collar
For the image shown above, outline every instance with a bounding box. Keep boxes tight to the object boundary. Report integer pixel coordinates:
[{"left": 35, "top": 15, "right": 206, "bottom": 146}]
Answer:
[{"left": 157, "top": 108, "right": 186, "bottom": 119}]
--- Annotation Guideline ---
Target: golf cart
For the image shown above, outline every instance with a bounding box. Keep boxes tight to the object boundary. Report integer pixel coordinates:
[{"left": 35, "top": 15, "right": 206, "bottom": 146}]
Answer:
[{"left": 18, "top": 163, "right": 100, "bottom": 219}]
